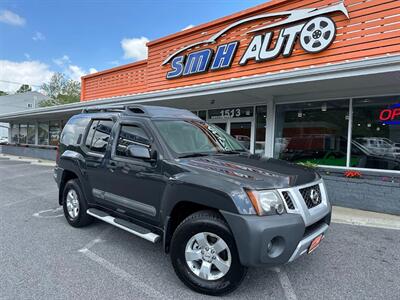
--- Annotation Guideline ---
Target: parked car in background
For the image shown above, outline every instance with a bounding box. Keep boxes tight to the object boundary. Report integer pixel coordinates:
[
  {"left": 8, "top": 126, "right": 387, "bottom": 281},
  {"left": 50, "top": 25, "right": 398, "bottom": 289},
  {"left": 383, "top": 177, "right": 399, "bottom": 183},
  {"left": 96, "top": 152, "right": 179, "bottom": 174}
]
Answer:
[
  {"left": 280, "top": 135, "right": 400, "bottom": 170},
  {"left": 355, "top": 137, "right": 400, "bottom": 157},
  {"left": 0, "top": 137, "right": 8, "bottom": 144}
]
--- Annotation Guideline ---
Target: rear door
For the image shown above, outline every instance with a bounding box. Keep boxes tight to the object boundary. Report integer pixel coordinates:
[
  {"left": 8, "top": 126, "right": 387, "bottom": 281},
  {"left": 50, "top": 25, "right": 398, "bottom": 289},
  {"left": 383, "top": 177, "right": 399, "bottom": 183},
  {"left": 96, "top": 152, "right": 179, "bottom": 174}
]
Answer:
[
  {"left": 100, "top": 120, "right": 166, "bottom": 225},
  {"left": 82, "top": 118, "right": 115, "bottom": 204}
]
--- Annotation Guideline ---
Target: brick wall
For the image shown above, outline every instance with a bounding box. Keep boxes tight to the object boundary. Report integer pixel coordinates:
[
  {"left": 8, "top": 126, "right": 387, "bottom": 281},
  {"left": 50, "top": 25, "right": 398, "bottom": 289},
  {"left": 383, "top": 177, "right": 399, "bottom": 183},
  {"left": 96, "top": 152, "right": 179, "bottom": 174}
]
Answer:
[{"left": 323, "top": 175, "right": 400, "bottom": 216}]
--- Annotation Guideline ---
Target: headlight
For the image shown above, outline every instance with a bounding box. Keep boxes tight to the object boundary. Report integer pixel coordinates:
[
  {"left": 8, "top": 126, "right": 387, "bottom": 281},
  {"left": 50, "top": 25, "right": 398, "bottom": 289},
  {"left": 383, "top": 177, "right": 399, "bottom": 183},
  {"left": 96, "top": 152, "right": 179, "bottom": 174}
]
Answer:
[{"left": 245, "top": 189, "right": 285, "bottom": 216}]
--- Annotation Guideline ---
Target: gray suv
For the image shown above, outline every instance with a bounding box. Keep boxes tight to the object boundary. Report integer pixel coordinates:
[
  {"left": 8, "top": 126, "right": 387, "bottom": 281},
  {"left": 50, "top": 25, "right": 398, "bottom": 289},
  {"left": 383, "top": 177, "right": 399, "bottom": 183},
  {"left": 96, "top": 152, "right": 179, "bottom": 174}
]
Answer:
[{"left": 54, "top": 105, "right": 331, "bottom": 295}]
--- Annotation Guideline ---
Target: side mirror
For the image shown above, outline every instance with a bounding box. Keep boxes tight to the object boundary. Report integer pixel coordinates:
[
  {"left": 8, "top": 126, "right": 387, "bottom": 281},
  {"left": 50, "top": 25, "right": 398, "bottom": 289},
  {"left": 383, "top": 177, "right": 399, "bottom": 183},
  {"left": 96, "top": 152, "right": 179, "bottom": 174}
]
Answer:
[{"left": 127, "top": 144, "right": 151, "bottom": 159}]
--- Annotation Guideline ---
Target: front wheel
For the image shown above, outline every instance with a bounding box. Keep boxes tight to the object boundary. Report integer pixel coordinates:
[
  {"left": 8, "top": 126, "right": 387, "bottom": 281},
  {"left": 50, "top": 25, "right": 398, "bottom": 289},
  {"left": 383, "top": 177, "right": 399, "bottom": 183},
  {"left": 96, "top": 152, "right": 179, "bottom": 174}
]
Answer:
[
  {"left": 62, "top": 179, "right": 93, "bottom": 227},
  {"left": 170, "top": 210, "right": 247, "bottom": 296}
]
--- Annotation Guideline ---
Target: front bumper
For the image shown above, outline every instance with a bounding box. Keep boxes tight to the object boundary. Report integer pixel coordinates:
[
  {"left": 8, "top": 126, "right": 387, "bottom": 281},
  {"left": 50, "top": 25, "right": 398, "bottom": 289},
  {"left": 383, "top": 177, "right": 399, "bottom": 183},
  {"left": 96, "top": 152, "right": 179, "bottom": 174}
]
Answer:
[{"left": 221, "top": 209, "right": 331, "bottom": 267}]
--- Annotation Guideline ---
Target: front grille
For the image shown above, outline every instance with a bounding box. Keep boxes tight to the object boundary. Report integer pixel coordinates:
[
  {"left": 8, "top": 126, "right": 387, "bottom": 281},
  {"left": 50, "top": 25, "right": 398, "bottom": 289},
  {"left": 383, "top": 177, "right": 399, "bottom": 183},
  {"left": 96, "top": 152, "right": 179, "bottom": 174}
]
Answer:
[
  {"left": 282, "top": 191, "right": 295, "bottom": 210},
  {"left": 299, "top": 184, "right": 322, "bottom": 209}
]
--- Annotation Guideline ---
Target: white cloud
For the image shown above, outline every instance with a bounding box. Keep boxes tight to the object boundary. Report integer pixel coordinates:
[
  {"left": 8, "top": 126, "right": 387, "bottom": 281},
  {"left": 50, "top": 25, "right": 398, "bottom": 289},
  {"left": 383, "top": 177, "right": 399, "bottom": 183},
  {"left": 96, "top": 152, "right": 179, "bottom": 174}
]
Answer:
[
  {"left": 121, "top": 37, "right": 149, "bottom": 61},
  {"left": 0, "top": 60, "right": 53, "bottom": 92},
  {"left": 32, "top": 31, "right": 45, "bottom": 41},
  {"left": 181, "top": 24, "right": 194, "bottom": 31},
  {"left": 66, "top": 65, "right": 97, "bottom": 81},
  {"left": 24, "top": 53, "right": 31, "bottom": 59},
  {"left": 66, "top": 65, "right": 85, "bottom": 81},
  {"left": 108, "top": 60, "right": 120, "bottom": 66},
  {"left": 0, "top": 10, "right": 26, "bottom": 26},
  {"left": 53, "top": 55, "right": 71, "bottom": 66}
]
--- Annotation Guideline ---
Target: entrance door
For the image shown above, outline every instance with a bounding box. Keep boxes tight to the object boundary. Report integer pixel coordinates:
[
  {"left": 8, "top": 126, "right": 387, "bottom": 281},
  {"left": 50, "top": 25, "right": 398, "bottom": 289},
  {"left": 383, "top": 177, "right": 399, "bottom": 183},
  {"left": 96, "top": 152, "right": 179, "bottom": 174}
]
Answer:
[
  {"left": 209, "top": 118, "right": 255, "bottom": 153},
  {"left": 230, "top": 121, "right": 252, "bottom": 152}
]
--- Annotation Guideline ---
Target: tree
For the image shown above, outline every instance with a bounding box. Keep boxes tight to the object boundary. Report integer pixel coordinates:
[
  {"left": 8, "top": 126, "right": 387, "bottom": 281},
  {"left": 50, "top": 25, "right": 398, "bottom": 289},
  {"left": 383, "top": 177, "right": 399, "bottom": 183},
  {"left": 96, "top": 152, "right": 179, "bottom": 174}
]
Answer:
[
  {"left": 16, "top": 84, "right": 32, "bottom": 93},
  {"left": 0, "top": 91, "right": 8, "bottom": 96},
  {"left": 39, "top": 72, "right": 81, "bottom": 107}
]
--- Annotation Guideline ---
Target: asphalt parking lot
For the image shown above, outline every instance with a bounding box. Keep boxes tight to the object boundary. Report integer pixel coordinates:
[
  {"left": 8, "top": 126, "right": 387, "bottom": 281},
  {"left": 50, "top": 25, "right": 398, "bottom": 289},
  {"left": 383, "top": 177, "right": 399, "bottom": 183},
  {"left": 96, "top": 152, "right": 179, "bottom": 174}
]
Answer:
[{"left": 0, "top": 157, "right": 399, "bottom": 300}]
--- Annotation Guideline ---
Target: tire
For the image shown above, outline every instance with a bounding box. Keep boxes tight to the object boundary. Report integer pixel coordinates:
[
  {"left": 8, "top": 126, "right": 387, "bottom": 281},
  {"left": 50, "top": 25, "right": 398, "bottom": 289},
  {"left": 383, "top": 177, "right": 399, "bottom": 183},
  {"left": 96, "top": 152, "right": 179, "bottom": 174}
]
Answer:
[
  {"left": 62, "top": 179, "right": 93, "bottom": 228},
  {"left": 170, "top": 210, "right": 247, "bottom": 296}
]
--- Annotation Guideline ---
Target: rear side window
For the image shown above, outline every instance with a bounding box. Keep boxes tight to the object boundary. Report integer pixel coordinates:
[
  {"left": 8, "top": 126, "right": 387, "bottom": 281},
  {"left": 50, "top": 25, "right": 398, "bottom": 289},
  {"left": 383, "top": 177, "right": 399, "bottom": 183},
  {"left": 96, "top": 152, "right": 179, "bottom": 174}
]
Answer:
[
  {"left": 85, "top": 120, "right": 114, "bottom": 154},
  {"left": 116, "top": 124, "right": 150, "bottom": 157},
  {"left": 60, "top": 116, "right": 90, "bottom": 146}
]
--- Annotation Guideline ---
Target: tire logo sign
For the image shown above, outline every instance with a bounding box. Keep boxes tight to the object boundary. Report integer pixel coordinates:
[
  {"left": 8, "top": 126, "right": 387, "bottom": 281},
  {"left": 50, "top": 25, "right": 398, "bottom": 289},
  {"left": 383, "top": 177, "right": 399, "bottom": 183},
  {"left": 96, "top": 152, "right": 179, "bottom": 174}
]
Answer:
[{"left": 164, "top": 3, "right": 349, "bottom": 79}]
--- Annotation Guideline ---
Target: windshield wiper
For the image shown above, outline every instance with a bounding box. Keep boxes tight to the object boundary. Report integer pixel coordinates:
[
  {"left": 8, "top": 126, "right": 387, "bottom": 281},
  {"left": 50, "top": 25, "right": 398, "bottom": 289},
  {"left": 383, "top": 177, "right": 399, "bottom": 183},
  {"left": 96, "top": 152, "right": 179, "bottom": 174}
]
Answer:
[
  {"left": 178, "top": 153, "right": 211, "bottom": 158},
  {"left": 217, "top": 150, "right": 246, "bottom": 154}
]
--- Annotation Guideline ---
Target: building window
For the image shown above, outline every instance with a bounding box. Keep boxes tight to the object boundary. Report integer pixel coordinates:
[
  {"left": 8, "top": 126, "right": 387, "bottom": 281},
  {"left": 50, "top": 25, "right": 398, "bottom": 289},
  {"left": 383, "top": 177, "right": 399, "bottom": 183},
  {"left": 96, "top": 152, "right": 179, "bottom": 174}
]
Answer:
[
  {"left": 11, "top": 124, "right": 19, "bottom": 144},
  {"left": 38, "top": 122, "right": 49, "bottom": 145},
  {"left": 274, "top": 100, "right": 349, "bottom": 166},
  {"left": 27, "top": 123, "right": 36, "bottom": 144},
  {"left": 255, "top": 106, "right": 267, "bottom": 155},
  {"left": 49, "top": 121, "right": 61, "bottom": 146},
  {"left": 19, "top": 124, "right": 27, "bottom": 144},
  {"left": 351, "top": 96, "right": 400, "bottom": 170}
]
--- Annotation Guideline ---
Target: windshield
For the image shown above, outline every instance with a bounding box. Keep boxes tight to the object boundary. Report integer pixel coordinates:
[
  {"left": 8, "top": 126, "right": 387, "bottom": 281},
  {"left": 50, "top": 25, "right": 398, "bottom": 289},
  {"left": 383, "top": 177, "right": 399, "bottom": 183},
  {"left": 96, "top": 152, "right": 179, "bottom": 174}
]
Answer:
[{"left": 154, "top": 120, "right": 246, "bottom": 157}]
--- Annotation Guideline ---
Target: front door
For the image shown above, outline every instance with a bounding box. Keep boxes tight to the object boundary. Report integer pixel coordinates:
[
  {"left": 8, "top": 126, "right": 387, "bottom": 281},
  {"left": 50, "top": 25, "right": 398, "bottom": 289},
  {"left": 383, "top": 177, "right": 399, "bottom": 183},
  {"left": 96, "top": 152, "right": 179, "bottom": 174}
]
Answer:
[{"left": 102, "top": 121, "right": 165, "bottom": 225}]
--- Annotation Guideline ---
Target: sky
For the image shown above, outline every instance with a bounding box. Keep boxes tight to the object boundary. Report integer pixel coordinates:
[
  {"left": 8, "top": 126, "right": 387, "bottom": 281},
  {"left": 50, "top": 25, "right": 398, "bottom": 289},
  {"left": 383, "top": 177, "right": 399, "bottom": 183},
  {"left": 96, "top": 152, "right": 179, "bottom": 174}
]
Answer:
[{"left": 0, "top": 0, "right": 267, "bottom": 93}]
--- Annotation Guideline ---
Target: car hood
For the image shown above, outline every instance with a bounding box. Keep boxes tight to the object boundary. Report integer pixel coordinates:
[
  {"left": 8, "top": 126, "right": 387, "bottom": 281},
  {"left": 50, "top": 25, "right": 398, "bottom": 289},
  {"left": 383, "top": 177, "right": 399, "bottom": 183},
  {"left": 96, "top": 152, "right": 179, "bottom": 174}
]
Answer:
[{"left": 177, "top": 153, "right": 319, "bottom": 189}]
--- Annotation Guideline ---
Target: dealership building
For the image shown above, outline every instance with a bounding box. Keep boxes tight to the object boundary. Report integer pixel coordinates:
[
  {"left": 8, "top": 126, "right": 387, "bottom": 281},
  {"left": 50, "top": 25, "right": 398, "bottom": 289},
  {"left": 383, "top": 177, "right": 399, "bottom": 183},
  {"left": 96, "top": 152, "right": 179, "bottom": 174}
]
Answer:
[{"left": 1, "top": 0, "right": 400, "bottom": 214}]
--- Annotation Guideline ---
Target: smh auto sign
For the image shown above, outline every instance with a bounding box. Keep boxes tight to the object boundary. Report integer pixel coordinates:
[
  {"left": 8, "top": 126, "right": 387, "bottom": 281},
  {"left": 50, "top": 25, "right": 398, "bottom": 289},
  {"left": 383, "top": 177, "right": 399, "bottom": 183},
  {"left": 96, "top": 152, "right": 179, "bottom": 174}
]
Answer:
[{"left": 164, "top": 3, "right": 349, "bottom": 79}]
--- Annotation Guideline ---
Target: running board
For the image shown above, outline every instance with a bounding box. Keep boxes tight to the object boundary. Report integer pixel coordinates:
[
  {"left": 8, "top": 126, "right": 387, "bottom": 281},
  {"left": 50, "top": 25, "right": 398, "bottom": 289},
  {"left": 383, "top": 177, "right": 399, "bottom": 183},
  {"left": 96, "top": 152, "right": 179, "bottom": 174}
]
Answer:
[{"left": 87, "top": 208, "right": 160, "bottom": 243}]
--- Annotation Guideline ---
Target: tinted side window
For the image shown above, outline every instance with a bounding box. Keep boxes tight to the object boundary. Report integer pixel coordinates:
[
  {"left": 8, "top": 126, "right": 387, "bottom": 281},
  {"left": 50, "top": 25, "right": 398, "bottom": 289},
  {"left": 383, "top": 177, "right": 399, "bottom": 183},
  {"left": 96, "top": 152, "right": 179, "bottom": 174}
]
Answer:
[
  {"left": 60, "top": 116, "right": 90, "bottom": 146},
  {"left": 116, "top": 125, "right": 150, "bottom": 157},
  {"left": 85, "top": 120, "right": 114, "bottom": 153}
]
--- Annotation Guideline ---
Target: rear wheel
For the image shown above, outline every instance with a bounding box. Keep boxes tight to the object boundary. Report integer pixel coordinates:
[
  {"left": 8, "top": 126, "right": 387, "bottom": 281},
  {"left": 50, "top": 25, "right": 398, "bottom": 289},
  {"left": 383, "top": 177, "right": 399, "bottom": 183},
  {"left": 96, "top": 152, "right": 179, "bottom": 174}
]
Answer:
[
  {"left": 170, "top": 210, "right": 247, "bottom": 296},
  {"left": 62, "top": 179, "right": 93, "bottom": 227}
]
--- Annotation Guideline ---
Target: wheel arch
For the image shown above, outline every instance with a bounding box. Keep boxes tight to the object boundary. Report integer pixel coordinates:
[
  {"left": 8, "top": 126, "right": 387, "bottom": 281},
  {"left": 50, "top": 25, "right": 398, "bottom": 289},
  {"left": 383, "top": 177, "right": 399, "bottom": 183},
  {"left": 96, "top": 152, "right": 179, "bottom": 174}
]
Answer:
[{"left": 163, "top": 200, "right": 229, "bottom": 253}]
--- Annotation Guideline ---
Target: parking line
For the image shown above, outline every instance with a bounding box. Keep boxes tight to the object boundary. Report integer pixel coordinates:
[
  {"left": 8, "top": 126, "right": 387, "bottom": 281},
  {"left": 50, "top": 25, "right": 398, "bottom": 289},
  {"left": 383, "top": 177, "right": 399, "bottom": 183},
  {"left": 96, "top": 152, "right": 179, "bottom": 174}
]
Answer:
[
  {"left": 1, "top": 190, "right": 56, "bottom": 208},
  {"left": 272, "top": 267, "right": 298, "bottom": 300},
  {"left": 78, "top": 227, "right": 165, "bottom": 299},
  {"left": 79, "top": 249, "right": 165, "bottom": 299}
]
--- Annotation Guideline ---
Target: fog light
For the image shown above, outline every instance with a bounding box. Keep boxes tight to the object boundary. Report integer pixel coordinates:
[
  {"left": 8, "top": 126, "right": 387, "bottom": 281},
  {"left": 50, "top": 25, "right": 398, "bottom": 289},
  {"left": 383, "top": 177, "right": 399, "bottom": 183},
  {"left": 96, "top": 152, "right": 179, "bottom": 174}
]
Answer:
[
  {"left": 267, "top": 241, "right": 273, "bottom": 252},
  {"left": 275, "top": 203, "right": 284, "bottom": 215}
]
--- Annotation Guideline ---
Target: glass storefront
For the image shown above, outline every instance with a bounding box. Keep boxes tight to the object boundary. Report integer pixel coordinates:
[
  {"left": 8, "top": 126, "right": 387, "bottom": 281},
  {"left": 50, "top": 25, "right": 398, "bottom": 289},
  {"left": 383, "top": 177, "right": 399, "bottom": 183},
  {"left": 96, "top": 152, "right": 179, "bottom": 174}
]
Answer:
[
  {"left": 274, "top": 95, "right": 400, "bottom": 172},
  {"left": 275, "top": 100, "right": 349, "bottom": 166},
  {"left": 351, "top": 96, "right": 400, "bottom": 170},
  {"left": 49, "top": 121, "right": 61, "bottom": 146},
  {"left": 27, "top": 124, "right": 36, "bottom": 144},
  {"left": 255, "top": 106, "right": 267, "bottom": 154},
  {"left": 6, "top": 96, "right": 400, "bottom": 173},
  {"left": 19, "top": 124, "right": 27, "bottom": 144},
  {"left": 11, "top": 124, "right": 19, "bottom": 143},
  {"left": 38, "top": 122, "right": 49, "bottom": 145}
]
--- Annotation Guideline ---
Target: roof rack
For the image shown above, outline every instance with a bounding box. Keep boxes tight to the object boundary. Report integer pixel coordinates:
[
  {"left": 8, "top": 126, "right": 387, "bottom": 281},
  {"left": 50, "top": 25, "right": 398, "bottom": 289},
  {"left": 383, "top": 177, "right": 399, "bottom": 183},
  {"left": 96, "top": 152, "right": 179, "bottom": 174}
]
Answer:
[{"left": 81, "top": 105, "right": 148, "bottom": 115}]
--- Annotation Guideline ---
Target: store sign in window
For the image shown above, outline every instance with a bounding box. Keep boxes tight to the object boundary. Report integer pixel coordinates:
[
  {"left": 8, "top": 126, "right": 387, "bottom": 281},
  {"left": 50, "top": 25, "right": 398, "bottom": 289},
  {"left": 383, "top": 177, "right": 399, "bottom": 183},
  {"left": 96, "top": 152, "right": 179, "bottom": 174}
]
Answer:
[
  {"left": 379, "top": 104, "right": 400, "bottom": 124},
  {"left": 164, "top": 3, "right": 349, "bottom": 79},
  {"left": 208, "top": 107, "right": 253, "bottom": 120}
]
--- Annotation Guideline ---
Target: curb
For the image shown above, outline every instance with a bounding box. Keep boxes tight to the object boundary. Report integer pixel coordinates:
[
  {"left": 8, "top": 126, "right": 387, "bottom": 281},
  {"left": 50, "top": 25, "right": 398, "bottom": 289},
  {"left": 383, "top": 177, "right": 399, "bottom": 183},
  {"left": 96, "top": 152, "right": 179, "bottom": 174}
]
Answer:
[
  {"left": 0, "top": 153, "right": 56, "bottom": 167},
  {"left": 332, "top": 206, "right": 400, "bottom": 231}
]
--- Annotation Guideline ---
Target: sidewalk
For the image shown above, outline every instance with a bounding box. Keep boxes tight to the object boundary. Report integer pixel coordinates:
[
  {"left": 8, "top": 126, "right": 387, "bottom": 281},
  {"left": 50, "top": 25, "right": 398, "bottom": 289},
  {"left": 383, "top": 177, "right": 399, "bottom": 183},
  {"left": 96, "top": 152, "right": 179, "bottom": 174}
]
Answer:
[
  {"left": 332, "top": 206, "right": 400, "bottom": 230},
  {"left": 0, "top": 153, "right": 56, "bottom": 167}
]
